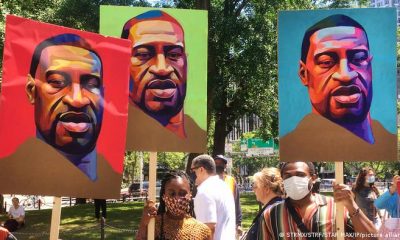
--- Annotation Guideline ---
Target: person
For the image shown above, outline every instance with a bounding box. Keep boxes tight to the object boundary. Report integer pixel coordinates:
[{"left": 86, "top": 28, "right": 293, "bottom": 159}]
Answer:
[
  {"left": 191, "top": 154, "right": 236, "bottom": 240},
  {"left": 352, "top": 167, "right": 381, "bottom": 229},
  {"left": 214, "top": 154, "right": 243, "bottom": 236},
  {"left": 262, "top": 161, "right": 377, "bottom": 240},
  {"left": 121, "top": 10, "right": 206, "bottom": 152},
  {"left": 94, "top": 199, "right": 107, "bottom": 221},
  {"left": 7, "top": 198, "right": 25, "bottom": 228},
  {"left": 374, "top": 174, "right": 399, "bottom": 218},
  {"left": 136, "top": 170, "right": 211, "bottom": 240},
  {"left": 242, "top": 167, "right": 283, "bottom": 240},
  {"left": 0, "top": 226, "right": 16, "bottom": 240},
  {"left": 25, "top": 33, "right": 104, "bottom": 181},
  {"left": 280, "top": 14, "right": 396, "bottom": 161},
  {"left": 311, "top": 173, "right": 321, "bottom": 193}
]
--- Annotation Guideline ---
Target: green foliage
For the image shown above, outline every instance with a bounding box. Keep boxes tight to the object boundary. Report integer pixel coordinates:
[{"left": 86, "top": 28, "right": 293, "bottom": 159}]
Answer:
[
  {"left": 233, "top": 155, "right": 280, "bottom": 177},
  {"left": 344, "top": 161, "right": 400, "bottom": 180}
]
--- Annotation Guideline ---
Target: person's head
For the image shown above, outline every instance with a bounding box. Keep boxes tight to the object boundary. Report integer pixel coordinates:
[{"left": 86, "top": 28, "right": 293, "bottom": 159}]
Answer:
[
  {"left": 214, "top": 154, "right": 228, "bottom": 175},
  {"left": 26, "top": 34, "right": 103, "bottom": 156},
  {"left": 121, "top": 10, "right": 187, "bottom": 126},
  {"left": 11, "top": 197, "right": 19, "bottom": 208},
  {"left": 191, "top": 154, "right": 216, "bottom": 186},
  {"left": 299, "top": 14, "right": 372, "bottom": 125},
  {"left": 158, "top": 170, "right": 193, "bottom": 218},
  {"left": 252, "top": 167, "right": 284, "bottom": 205},
  {"left": 280, "top": 161, "right": 315, "bottom": 201},
  {"left": 354, "top": 167, "right": 375, "bottom": 191}
]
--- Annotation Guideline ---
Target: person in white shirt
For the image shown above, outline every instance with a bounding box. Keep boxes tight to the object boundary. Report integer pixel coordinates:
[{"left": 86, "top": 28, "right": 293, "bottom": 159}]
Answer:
[
  {"left": 8, "top": 197, "right": 25, "bottom": 226},
  {"left": 191, "top": 154, "right": 236, "bottom": 240}
]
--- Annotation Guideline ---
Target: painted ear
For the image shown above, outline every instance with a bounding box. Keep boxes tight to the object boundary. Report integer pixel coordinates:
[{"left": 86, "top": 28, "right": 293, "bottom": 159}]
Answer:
[
  {"left": 26, "top": 74, "right": 36, "bottom": 104},
  {"left": 298, "top": 61, "right": 308, "bottom": 86}
]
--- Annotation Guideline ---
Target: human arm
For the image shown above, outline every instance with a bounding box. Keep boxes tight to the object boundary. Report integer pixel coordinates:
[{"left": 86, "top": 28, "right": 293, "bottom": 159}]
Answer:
[
  {"left": 374, "top": 175, "right": 399, "bottom": 217},
  {"left": 135, "top": 200, "right": 157, "bottom": 240},
  {"left": 333, "top": 183, "right": 377, "bottom": 240},
  {"left": 234, "top": 181, "right": 243, "bottom": 235},
  {"left": 204, "top": 223, "right": 216, "bottom": 237}
]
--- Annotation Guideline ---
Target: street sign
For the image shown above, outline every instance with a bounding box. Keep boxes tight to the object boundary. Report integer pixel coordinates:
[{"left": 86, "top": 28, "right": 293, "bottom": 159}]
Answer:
[{"left": 246, "top": 147, "right": 274, "bottom": 157}]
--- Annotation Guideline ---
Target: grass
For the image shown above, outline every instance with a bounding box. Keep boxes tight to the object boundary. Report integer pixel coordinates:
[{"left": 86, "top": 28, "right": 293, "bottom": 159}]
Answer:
[{"left": 0, "top": 194, "right": 260, "bottom": 239}]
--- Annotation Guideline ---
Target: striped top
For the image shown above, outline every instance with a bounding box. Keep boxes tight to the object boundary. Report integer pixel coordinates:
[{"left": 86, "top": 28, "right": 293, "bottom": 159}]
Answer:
[{"left": 262, "top": 194, "right": 355, "bottom": 240}]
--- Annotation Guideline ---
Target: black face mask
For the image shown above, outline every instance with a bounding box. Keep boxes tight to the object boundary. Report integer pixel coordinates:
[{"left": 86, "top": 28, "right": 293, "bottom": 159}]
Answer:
[
  {"left": 216, "top": 166, "right": 225, "bottom": 174},
  {"left": 189, "top": 172, "right": 197, "bottom": 183}
]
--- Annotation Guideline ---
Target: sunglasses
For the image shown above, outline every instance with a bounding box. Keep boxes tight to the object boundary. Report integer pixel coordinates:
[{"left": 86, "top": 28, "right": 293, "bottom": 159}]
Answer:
[{"left": 190, "top": 166, "right": 200, "bottom": 173}]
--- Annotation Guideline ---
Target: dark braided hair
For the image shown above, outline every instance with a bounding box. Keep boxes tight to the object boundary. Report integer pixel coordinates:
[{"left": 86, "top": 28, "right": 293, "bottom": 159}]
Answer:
[
  {"left": 157, "top": 170, "right": 194, "bottom": 240},
  {"left": 157, "top": 170, "right": 195, "bottom": 216}
]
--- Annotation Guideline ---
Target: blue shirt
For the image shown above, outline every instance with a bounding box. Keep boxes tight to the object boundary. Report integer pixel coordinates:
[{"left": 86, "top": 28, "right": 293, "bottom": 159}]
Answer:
[{"left": 374, "top": 190, "right": 399, "bottom": 218}]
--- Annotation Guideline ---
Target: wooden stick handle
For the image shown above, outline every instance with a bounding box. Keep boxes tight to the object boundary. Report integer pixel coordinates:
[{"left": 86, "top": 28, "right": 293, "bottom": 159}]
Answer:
[
  {"left": 335, "top": 162, "right": 345, "bottom": 240},
  {"left": 49, "top": 196, "right": 62, "bottom": 240},
  {"left": 147, "top": 152, "right": 157, "bottom": 240}
]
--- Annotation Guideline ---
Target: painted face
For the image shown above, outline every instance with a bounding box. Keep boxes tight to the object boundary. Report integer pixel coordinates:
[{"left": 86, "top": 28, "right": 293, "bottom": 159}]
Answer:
[
  {"left": 300, "top": 26, "right": 372, "bottom": 124},
  {"left": 128, "top": 20, "right": 187, "bottom": 123},
  {"left": 33, "top": 45, "right": 103, "bottom": 155}
]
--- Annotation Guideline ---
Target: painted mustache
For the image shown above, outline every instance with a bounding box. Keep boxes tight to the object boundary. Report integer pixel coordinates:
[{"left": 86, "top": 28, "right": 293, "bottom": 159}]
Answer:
[
  {"left": 58, "top": 112, "right": 92, "bottom": 133},
  {"left": 332, "top": 85, "right": 362, "bottom": 104},
  {"left": 147, "top": 79, "right": 177, "bottom": 99}
]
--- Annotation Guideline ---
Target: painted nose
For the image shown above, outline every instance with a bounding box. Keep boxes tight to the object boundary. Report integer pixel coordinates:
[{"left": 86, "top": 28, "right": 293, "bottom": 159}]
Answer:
[
  {"left": 63, "top": 83, "right": 90, "bottom": 108},
  {"left": 149, "top": 54, "right": 174, "bottom": 76},
  {"left": 332, "top": 59, "right": 357, "bottom": 82}
]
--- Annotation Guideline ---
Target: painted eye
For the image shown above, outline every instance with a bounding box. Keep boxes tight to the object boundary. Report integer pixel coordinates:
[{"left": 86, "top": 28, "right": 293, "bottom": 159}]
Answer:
[
  {"left": 47, "top": 74, "right": 67, "bottom": 88},
  {"left": 166, "top": 47, "right": 183, "bottom": 61},
  {"left": 167, "top": 51, "right": 182, "bottom": 60},
  {"left": 316, "top": 55, "right": 336, "bottom": 69},
  {"left": 349, "top": 51, "right": 369, "bottom": 65},
  {"left": 133, "top": 48, "right": 153, "bottom": 61},
  {"left": 82, "top": 76, "right": 101, "bottom": 94}
]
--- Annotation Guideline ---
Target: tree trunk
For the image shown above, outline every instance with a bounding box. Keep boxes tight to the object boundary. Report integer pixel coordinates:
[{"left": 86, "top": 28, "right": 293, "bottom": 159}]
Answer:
[
  {"left": 212, "top": 112, "right": 228, "bottom": 156},
  {"left": 0, "top": 194, "right": 4, "bottom": 213},
  {"left": 196, "top": 0, "right": 210, "bottom": 10}
]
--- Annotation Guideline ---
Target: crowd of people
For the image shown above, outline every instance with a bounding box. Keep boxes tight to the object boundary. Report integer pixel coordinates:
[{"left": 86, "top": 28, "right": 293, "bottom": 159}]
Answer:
[{"left": 135, "top": 155, "right": 399, "bottom": 240}]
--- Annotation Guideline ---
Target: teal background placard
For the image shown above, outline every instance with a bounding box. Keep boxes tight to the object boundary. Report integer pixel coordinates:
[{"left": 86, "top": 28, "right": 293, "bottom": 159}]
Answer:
[
  {"left": 278, "top": 8, "right": 397, "bottom": 137},
  {"left": 100, "top": 6, "right": 208, "bottom": 130}
]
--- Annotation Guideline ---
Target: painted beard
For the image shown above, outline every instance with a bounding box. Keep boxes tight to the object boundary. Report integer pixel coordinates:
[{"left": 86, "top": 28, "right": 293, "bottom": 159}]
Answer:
[
  {"left": 38, "top": 107, "right": 102, "bottom": 156},
  {"left": 136, "top": 81, "right": 186, "bottom": 126}
]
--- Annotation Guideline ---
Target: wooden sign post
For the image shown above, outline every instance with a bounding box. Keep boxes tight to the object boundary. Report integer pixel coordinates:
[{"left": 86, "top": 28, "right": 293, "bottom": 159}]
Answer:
[
  {"left": 335, "top": 162, "right": 345, "bottom": 240},
  {"left": 49, "top": 196, "right": 62, "bottom": 240},
  {"left": 147, "top": 152, "right": 157, "bottom": 240}
]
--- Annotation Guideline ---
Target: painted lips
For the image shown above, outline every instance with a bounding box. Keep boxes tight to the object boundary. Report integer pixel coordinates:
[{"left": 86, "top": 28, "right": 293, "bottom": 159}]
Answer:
[
  {"left": 332, "top": 85, "right": 361, "bottom": 104},
  {"left": 59, "top": 112, "right": 91, "bottom": 133},
  {"left": 147, "top": 79, "right": 177, "bottom": 99}
]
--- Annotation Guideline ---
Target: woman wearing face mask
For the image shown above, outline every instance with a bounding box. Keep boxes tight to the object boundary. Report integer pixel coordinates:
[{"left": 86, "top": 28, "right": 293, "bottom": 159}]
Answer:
[
  {"left": 352, "top": 167, "right": 381, "bottom": 229},
  {"left": 241, "top": 167, "right": 283, "bottom": 240},
  {"left": 136, "top": 171, "right": 212, "bottom": 240}
]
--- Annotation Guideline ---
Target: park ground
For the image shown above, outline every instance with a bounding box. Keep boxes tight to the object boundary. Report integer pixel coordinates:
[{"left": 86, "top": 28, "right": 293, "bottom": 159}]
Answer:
[{"left": 0, "top": 193, "right": 259, "bottom": 240}]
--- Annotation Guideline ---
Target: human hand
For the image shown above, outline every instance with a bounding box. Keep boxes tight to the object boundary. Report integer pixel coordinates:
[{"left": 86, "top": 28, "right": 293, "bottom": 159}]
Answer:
[
  {"left": 236, "top": 225, "right": 243, "bottom": 236},
  {"left": 333, "top": 181, "right": 356, "bottom": 210},
  {"left": 140, "top": 200, "right": 157, "bottom": 225}
]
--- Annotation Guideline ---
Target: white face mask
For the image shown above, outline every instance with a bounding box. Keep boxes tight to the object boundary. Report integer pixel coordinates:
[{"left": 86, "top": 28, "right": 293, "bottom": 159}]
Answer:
[
  {"left": 283, "top": 176, "right": 311, "bottom": 200},
  {"left": 367, "top": 176, "right": 375, "bottom": 184}
]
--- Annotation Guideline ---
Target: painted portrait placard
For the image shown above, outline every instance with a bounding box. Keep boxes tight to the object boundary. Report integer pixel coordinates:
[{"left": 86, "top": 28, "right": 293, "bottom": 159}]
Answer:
[
  {"left": 0, "top": 15, "right": 131, "bottom": 198},
  {"left": 278, "top": 8, "right": 397, "bottom": 162},
  {"left": 100, "top": 6, "right": 208, "bottom": 153}
]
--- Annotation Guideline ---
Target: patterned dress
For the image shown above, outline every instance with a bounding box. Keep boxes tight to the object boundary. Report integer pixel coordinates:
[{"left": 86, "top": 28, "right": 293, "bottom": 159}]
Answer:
[{"left": 155, "top": 214, "right": 211, "bottom": 240}]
